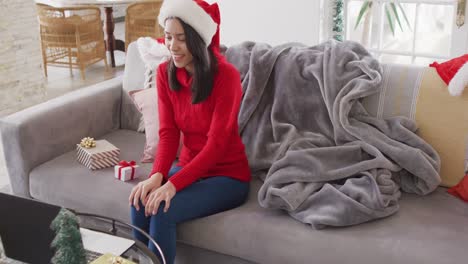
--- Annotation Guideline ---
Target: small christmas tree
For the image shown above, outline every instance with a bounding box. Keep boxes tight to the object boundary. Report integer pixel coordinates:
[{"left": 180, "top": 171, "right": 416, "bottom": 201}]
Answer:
[{"left": 50, "top": 208, "right": 87, "bottom": 264}]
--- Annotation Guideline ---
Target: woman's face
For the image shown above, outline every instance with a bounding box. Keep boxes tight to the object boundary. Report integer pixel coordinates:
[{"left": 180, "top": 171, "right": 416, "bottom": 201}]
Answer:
[{"left": 164, "top": 18, "right": 194, "bottom": 73}]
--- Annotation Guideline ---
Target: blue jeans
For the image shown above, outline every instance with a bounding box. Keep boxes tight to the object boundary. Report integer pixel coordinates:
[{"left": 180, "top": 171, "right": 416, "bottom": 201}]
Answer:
[{"left": 130, "top": 166, "right": 249, "bottom": 264}]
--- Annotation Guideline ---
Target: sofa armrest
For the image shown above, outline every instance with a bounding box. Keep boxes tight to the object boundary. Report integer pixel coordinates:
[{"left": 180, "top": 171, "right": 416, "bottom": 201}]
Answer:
[{"left": 0, "top": 77, "right": 123, "bottom": 197}]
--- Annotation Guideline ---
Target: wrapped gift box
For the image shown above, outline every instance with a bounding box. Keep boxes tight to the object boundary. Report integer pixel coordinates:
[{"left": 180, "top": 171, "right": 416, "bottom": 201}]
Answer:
[
  {"left": 76, "top": 140, "right": 120, "bottom": 170},
  {"left": 114, "top": 161, "right": 139, "bottom": 181},
  {"left": 90, "top": 253, "right": 136, "bottom": 264}
]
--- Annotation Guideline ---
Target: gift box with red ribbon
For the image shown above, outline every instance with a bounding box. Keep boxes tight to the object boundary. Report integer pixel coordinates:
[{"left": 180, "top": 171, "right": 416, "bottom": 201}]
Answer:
[{"left": 114, "top": 160, "right": 139, "bottom": 181}]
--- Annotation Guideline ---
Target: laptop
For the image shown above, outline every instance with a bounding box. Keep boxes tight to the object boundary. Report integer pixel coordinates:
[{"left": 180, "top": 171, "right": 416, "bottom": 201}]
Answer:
[
  {"left": 0, "top": 193, "right": 132, "bottom": 264},
  {"left": 0, "top": 192, "right": 63, "bottom": 264}
]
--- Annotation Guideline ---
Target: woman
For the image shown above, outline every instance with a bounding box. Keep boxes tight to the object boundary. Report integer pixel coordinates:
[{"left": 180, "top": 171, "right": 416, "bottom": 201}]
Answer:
[{"left": 128, "top": 0, "right": 251, "bottom": 263}]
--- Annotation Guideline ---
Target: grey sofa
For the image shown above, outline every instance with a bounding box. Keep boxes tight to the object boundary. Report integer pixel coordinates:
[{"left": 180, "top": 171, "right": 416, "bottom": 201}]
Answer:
[{"left": 1, "top": 42, "right": 468, "bottom": 264}]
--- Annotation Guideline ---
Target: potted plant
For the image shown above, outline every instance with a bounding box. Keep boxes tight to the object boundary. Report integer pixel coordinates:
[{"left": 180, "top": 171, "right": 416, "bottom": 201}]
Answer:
[{"left": 354, "top": 0, "right": 412, "bottom": 45}]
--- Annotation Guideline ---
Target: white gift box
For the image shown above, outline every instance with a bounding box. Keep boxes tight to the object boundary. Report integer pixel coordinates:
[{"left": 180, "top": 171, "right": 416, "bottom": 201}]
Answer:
[
  {"left": 114, "top": 163, "right": 139, "bottom": 181},
  {"left": 76, "top": 140, "right": 120, "bottom": 170}
]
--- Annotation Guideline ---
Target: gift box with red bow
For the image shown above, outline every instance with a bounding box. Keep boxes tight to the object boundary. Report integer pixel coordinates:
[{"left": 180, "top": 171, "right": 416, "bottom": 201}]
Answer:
[{"left": 114, "top": 160, "right": 139, "bottom": 181}]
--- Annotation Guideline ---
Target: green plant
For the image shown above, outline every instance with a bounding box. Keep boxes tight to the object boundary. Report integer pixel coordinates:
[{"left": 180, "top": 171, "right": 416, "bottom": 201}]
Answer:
[
  {"left": 354, "top": 0, "right": 412, "bottom": 35},
  {"left": 50, "top": 208, "right": 86, "bottom": 264}
]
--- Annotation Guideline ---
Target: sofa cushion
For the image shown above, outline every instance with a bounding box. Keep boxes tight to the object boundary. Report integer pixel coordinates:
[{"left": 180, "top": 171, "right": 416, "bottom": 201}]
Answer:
[
  {"left": 30, "top": 129, "right": 152, "bottom": 222},
  {"left": 122, "top": 42, "right": 147, "bottom": 131},
  {"left": 362, "top": 64, "right": 468, "bottom": 187},
  {"left": 177, "top": 180, "right": 468, "bottom": 264},
  {"left": 129, "top": 88, "right": 160, "bottom": 163},
  {"left": 29, "top": 129, "right": 468, "bottom": 264},
  {"left": 128, "top": 88, "right": 183, "bottom": 163},
  {"left": 415, "top": 67, "right": 468, "bottom": 187}
]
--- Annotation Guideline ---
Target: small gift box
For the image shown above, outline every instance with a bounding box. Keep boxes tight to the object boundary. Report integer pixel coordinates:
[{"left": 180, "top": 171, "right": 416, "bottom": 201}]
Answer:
[
  {"left": 114, "top": 160, "right": 139, "bottom": 181},
  {"left": 76, "top": 140, "right": 120, "bottom": 170}
]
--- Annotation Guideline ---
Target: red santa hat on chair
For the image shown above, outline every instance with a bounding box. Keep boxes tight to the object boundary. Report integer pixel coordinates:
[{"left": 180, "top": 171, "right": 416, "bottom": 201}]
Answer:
[
  {"left": 430, "top": 54, "right": 468, "bottom": 96},
  {"left": 158, "top": 0, "right": 221, "bottom": 51}
]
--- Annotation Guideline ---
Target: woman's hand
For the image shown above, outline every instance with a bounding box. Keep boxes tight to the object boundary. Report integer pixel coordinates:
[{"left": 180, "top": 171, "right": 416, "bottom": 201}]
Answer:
[
  {"left": 129, "top": 173, "right": 163, "bottom": 211},
  {"left": 144, "top": 181, "right": 177, "bottom": 216}
]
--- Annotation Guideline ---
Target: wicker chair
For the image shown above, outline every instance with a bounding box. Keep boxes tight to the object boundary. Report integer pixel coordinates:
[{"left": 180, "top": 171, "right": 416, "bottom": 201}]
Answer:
[
  {"left": 36, "top": 4, "right": 108, "bottom": 80},
  {"left": 125, "top": 1, "right": 164, "bottom": 51}
]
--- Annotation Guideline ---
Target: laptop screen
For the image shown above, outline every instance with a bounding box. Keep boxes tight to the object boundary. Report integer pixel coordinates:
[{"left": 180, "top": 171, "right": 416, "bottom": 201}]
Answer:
[{"left": 0, "top": 192, "right": 61, "bottom": 264}]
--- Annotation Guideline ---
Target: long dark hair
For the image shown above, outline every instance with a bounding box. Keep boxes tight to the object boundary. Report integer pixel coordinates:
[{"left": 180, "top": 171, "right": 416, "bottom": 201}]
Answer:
[{"left": 167, "top": 17, "right": 218, "bottom": 104}]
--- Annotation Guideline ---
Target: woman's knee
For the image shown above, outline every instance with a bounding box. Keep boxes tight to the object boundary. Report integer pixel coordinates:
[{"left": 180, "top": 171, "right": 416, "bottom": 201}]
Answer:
[
  {"left": 130, "top": 200, "right": 147, "bottom": 217},
  {"left": 151, "top": 201, "right": 175, "bottom": 224}
]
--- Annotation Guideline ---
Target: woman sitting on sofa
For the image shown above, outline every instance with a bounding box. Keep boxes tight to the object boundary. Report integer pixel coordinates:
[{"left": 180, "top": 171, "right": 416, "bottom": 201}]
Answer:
[{"left": 128, "top": 0, "right": 251, "bottom": 263}]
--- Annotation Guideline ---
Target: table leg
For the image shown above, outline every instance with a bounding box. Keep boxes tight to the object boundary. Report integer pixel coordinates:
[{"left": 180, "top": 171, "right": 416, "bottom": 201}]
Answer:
[
  {"left": 105, "top": 7, "right": 116, "bottom": 67},
  {"left": 115, "top": 39, "right": 125, "bottom": 52}
]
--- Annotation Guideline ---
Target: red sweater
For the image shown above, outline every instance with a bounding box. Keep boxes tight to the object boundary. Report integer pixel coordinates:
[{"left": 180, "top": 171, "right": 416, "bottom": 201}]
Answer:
[{"left": 149, "top": 58, "right": 251, "bottom": 191}]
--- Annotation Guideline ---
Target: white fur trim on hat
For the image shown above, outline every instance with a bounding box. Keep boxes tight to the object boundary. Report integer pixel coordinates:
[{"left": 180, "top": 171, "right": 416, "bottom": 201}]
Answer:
[
  {"left": 448, "top": 61, "right": 468, "bottom": 96},
  {"left": 158, "top": 0, "right": 217, "bottom": 46},
  {"left": 137, "top": 37, "right": 170, "bottom": 69},
  {"left": 136, "top": 37, "right": 171, "bottom": 92}
]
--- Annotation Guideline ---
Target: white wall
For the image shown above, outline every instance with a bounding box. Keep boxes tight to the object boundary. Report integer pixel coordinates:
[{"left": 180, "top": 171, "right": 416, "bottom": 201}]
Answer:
[{"left": 205, "top": 0, "right": 321, "bottom": 47}]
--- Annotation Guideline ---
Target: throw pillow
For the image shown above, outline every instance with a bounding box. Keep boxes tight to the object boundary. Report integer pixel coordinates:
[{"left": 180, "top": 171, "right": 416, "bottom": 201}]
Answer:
[
  {"left": 129, "top": 88, "right": 159, "bottom": 163},
  {"left": 137, "top": 37, "right": 170, "bottom": 91},
  {"left": 362, "top": 64, "right": 468, "bottom": 187},
  {"left": 415, "top": 67, "right": 468, "bottom": 187},
  {"left": 135, "top": 37, "right": 171, "bottom": 133},
  {"left": 129, "top": 89, "right": 183, "bottom": 163},
  {"left": 122, "top": 42, "right": 147, "bottom": 132}
]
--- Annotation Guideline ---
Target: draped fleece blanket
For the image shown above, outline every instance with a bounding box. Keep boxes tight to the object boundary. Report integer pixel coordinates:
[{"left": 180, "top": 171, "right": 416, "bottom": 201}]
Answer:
[{"left": 225, "top": 40, "right": 441, "bottom": 229}]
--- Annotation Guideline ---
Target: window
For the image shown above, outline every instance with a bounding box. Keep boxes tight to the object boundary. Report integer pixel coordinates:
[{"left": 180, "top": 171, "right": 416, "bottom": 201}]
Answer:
[{"left": 320, "top": 0, "right": 468, "bottom": 65}]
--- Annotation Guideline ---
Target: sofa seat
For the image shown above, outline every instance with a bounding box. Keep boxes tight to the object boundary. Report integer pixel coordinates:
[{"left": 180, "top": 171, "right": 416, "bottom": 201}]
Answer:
[
  {"left": 30, "top": 129, "right": 150, "bottom": 221},
  {"left": 29, "top": 130, "right": 468, "bottom": 264},
  {"left": 178, "top": 181, "right": 468, "bottom": 264}
]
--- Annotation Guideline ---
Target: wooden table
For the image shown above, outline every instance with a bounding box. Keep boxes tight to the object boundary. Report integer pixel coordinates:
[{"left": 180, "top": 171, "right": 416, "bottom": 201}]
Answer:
[{"left": 35, "top": 0, "right": 140, "bottom": 67}]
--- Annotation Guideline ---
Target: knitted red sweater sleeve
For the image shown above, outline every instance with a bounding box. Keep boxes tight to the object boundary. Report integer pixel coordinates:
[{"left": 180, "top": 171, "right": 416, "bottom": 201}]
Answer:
[
  {"left": 149, "top": 64, "right": 181, "bottom": 180},
  {"left": 168, "top": 65, "right": 242, "bottom": 191}
]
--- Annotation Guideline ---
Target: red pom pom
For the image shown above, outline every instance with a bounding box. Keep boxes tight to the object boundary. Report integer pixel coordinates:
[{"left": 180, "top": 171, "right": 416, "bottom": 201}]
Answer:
[{"left": 448, "top": 174, "right": 468, "bottom": 202}]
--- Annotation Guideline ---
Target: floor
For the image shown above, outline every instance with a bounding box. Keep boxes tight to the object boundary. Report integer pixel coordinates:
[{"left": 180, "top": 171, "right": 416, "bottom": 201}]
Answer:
[{"left": 0, "top": 22, "right": 126, "bottom": 194}]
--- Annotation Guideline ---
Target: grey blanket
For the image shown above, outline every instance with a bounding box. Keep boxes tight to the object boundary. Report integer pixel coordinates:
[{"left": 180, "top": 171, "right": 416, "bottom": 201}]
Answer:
[{"left": 225, "top": 40, "right": 441, "bottom": 229}]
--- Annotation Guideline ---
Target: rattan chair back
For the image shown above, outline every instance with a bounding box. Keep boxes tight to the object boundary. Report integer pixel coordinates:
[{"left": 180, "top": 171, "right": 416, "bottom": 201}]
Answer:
[
  {"left": 125, "top": 1, "right": 164, "bottom": 51},
  {"left": 36, "top": 3, "right": 108, "bottom": 79}
]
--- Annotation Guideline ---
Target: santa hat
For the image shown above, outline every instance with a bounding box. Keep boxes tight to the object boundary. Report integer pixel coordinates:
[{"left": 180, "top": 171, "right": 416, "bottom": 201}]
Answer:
[
  {"left": 137, "top": 37, "right": 170, "bottom": 70},
  {"left": 158, "top": 0, "right": 221, "bottom": 50},
  {"left": 448, "top": 173, "right": 468, "bottom": 202},
  {"left": 430, "top": 54, "right": 468, "bottom": 96}
]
